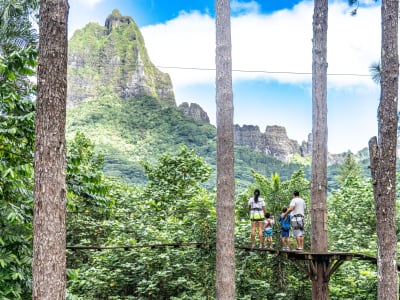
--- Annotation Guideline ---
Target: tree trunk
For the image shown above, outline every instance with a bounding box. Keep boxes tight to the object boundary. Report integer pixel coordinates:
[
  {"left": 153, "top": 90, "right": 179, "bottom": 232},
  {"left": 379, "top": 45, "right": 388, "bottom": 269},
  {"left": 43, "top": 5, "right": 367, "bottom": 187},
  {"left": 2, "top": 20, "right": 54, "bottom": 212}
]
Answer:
[
  {"left": 32, "top": 0, "right": 69, "bottom": 299},
  {"left": 311, "top": 0, "right": 329, "bottom": 298},
  {"left": 215, "top": 0, "right": 235, "bottom": 299},
  {"left": 369, "top": 0, "right": 399, "bottom": 298}
]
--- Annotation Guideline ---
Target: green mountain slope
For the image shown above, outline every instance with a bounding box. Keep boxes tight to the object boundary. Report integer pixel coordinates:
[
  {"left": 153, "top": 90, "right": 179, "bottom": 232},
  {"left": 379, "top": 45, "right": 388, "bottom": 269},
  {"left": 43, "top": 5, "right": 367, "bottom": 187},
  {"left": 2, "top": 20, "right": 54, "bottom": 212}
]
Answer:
[
  {"left": 66, "top": 92, "right": 215, "bottom": 182},
  {"left": 66, "top": 92, "right": 311, "bottom": 187}
]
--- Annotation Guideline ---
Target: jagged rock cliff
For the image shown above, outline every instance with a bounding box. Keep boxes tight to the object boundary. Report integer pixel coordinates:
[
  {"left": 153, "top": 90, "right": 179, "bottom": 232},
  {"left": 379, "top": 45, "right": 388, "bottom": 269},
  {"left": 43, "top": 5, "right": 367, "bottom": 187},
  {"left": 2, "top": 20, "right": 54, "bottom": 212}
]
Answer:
[
  {"left": 234, "top": 125, "right": 312, "bottom": 162},
  {"left": 178, "top": 102, "right": 210, "bottom": 123},
  {"left": 177, "top": 106, "right": 314, "bottom": 162},
  {"left": 67, "top": 9, "right": 175, "bottom": 107}
]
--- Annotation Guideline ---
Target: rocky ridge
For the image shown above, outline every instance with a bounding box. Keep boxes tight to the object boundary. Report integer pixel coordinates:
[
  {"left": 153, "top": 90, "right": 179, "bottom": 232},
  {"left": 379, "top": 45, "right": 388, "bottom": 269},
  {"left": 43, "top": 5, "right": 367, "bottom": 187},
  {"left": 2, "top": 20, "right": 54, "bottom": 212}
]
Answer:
[
  {"left": 234, "top": 124, "right": 312, "bottom": 162},
  {"left": 180, "top": 105, "right": 351, "bottom": 164},
  {"left": 178, "top": 102, "right": 210, "bottom": 123}
]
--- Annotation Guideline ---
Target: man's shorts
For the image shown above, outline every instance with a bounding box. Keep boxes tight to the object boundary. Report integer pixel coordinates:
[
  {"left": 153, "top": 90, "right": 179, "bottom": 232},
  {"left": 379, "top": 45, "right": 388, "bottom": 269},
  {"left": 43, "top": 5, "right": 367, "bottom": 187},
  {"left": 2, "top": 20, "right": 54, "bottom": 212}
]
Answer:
[
  {"left": 281, "top": 229, "right": 290, "bottom": 238},
  {"left": 263, "top": 228, "right": 273, "bottom": 237},
  {"left": 292, "top": 228, "right": 304, "bottom": 238}
]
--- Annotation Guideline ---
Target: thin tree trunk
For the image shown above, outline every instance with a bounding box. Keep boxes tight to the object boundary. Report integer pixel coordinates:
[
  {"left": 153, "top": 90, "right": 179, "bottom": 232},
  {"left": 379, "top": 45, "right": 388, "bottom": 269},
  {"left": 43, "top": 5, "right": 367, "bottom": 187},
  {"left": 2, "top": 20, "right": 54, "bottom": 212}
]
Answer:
[
  {"left": 311, "top": 0, "right": 329, "bottom": 298},
  {"left": 215, "top": 0, "right": 235, "bottom": 298},
  {"left": 369, "top": 0, "right": 399, "bottom": 298},
  {"left": 32, "top": 0, "right": 69, "bottom": 299}
]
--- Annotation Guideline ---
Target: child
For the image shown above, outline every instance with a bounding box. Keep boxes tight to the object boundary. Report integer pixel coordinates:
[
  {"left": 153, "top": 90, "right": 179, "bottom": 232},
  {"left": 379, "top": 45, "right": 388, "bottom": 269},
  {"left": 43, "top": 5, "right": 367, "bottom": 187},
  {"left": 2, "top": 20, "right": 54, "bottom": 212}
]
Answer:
[
  {"left": 279, "top": 207, "right": 291, "bottom": 250},
  {"left": 263, "top": 212, "right": 274, "bottom": 249}
]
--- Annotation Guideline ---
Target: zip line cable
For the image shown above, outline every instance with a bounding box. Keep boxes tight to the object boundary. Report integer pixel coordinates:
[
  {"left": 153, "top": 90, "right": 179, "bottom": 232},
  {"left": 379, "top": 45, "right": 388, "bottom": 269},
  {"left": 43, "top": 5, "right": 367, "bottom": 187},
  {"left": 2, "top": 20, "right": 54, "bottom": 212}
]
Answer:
[
  {"left": 69, "top": 62, "right": 372, "bottom": 77},
  {"left": 154, "top": 65, "right": 372, "bottom": 77}
]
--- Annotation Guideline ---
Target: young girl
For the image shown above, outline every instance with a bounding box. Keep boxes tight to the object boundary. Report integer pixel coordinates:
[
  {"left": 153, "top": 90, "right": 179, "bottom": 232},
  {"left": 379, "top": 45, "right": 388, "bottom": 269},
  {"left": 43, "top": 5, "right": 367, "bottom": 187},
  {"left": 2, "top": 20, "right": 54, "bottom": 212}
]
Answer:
[{"left": 263, "top": 212, "right": 275, "bottom": 248}]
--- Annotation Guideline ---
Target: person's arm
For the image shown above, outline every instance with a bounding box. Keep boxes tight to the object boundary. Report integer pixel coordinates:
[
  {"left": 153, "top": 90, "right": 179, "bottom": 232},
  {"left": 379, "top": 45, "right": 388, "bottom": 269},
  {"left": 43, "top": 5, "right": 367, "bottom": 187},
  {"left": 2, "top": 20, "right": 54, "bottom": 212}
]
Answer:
[{"left": 282, "top": 205, "right": 294, "bottom": 218}]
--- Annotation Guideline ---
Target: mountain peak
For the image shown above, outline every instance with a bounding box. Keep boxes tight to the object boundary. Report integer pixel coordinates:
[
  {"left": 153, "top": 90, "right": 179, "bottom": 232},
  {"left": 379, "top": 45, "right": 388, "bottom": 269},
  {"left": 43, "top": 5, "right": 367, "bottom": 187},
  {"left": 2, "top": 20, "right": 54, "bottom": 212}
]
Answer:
[
  {"left": 68, "top": 11, "right": 175, "bottom": 107},
  {"left": 105, "top": 9, "right": 134, "bottom": 34}
]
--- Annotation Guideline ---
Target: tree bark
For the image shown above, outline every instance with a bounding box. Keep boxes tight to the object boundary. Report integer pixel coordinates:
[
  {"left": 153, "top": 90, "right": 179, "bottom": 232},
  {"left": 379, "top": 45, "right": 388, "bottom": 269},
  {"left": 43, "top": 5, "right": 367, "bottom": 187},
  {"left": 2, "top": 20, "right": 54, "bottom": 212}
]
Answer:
[
  {"left": 369, "top": 0, "right": 399, "bottom": 298},
  {"left": 32, "top": 1, "right": 69, "bottom": 299},
  {"left": 215, "top": 0, "right": 235, "bottom": 299},
  {"left": 311, "top": 0, "right": 329, "bottom": 298}
]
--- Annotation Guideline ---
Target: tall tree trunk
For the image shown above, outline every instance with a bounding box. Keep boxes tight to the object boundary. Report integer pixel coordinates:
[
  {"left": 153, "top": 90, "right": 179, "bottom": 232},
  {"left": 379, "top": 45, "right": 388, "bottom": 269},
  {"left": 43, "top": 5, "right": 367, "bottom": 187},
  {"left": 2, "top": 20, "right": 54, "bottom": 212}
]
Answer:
[
  {"left": 32, "top": 0, "right": 69, "bottom": 299},
  {"left": 369, "top": 0, "right": 399, "bottom": 298},
  {"left": 311, "top": 0, "right": 329, "bottom": 298},
  {"left": 215, "top": 0, "right": 235, "bottom": 298}
]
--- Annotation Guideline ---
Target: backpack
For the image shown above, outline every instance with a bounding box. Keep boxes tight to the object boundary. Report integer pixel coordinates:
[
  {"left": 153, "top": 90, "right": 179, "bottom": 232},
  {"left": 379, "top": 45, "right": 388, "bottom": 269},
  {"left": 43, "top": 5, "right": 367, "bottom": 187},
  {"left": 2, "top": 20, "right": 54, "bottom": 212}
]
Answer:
[{"left": 282, "top": 216, "right": 290, "bottom": 230}]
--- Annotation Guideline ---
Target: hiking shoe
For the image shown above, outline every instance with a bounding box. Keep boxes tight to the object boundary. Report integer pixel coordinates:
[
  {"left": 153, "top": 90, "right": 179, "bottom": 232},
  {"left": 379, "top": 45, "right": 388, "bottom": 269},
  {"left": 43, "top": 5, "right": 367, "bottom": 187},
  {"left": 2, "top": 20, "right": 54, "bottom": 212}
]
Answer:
[
  {"left": 296, "top": 248, "right": 303, "bottom": 251},
  {"left": 251, "top": 244, "right": 255, "bottom": 250},
  {"left": 259, "top": 245, "right": 263, "bottom": 249}
]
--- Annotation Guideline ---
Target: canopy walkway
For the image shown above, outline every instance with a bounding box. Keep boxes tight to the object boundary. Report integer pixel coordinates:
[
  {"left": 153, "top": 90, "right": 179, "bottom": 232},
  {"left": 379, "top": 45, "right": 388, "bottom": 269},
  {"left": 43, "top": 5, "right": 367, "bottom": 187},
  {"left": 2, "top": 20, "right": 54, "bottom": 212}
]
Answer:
[
  {"left": 67, "top": 243, "right": 398, "bottom": 279},
  {"left": 238, "top": 246, "right": 393, "bottom": 280}
]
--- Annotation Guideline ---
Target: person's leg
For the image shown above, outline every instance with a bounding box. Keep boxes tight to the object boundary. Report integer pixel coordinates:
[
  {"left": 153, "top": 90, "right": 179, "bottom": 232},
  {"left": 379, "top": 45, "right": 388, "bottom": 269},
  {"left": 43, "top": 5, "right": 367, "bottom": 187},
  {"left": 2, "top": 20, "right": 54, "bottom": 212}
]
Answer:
[
  {"left": 298, "top": 233, "right": 304, "bottom": 249},
  {"left": 258, "top": 222, "right": 263, "bottom": 246},
  {"left": 296, "top": 236, "right": 301, "bottom": 249},
  {"left": 293, "top": 229, "right": 302, "bottom": 249},
  {"left": 251, "top": 221, "right": 256, "bottom": 247},
  {"left": 281, "top": 232, "right": 287, "bottom": 249}
]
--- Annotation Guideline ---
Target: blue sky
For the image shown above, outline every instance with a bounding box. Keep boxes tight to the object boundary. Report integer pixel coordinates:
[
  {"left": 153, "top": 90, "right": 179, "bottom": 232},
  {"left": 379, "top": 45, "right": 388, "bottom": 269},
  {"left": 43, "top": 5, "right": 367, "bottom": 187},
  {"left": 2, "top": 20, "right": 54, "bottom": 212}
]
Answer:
[{"left": 68, "top": 0, "right": 384, "bottom": 154}]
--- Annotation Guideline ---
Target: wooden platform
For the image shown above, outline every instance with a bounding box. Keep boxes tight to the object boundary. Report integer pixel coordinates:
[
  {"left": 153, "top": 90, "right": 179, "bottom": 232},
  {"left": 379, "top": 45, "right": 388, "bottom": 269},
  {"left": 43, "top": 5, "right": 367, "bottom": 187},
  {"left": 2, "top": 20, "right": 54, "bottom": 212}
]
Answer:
[
  {"left": 238, "top": 246, "right": 399, "bottom": 279},
  {"left": 67, "top": 243, "right": 398, "bottom": 279}
]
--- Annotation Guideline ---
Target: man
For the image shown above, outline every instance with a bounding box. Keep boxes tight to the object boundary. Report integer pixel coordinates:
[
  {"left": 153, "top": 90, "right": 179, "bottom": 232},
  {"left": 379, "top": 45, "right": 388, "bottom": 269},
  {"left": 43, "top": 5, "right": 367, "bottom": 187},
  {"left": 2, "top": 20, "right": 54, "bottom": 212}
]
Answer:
[{"left": 282, "top": 190, "right": 306, "bottom": 251}]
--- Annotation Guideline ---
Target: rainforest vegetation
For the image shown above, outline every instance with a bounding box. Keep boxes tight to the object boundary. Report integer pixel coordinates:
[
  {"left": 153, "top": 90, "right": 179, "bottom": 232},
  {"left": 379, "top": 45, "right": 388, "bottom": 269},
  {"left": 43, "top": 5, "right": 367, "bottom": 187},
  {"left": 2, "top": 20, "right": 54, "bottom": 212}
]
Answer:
[{"left": 1, "top": 1, "right": 400, "bottom": 299}]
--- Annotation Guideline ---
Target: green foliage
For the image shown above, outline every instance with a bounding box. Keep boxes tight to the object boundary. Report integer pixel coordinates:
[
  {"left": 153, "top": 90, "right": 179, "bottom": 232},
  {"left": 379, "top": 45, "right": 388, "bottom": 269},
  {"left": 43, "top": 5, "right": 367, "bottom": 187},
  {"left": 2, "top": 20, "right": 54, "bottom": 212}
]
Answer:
[
  {"left": 0, "top": 20, "right": 37, "bottom": 296},
  {"left": 328, "top": 173, "right": 381, "bottom": 298},
  {"left": 142, "top": 145, "right": 211, "bottom": 210},
  {"left": 0, "top": 0, "right": 38, "bottom": 55},
  {"left": 328, "top": 175, "right": 376, "bottom": 253},
  {"left": 3, "top": 5, "right": 400, "bottom": 297},
  {"left": 336, "top": 152, "right": 362, "bottom": 187},
  {"left": 67, "top": 132, "right": 112, "bottom": 212},
  {"left": 67, "top": 146, "right": 216, "bottom": 299}
]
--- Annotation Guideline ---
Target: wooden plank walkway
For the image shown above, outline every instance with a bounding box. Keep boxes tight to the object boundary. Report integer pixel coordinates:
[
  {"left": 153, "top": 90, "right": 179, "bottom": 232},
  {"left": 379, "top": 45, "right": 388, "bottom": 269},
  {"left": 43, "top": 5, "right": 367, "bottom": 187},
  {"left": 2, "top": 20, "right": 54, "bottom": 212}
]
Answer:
[
  {"left": 67, "top": 243, "right": 399, "bottom": 275},
  {"left": 237, "top": 246, "right": 400, "bottom": 278}
]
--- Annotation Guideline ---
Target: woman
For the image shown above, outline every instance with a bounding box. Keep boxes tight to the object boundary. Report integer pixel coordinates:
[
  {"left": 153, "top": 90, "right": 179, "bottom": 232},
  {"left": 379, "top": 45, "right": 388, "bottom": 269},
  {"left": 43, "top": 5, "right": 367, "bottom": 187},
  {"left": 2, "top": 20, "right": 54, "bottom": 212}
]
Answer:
[{"left": 248, "top": 189, "right": 266, "bottom": 249}]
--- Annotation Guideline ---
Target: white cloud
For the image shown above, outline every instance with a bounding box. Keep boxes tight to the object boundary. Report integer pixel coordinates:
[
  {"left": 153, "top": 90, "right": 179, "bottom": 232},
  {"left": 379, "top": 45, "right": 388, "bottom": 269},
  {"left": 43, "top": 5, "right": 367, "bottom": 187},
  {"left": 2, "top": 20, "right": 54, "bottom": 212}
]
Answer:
[
  {"left": 141, "top": 11, "right": 216, "bottom": 87},
  {"left": 141, "top": 1, "right": 381, "bottom": 90},
  {"left": 73, "top": 0, "right": 103, "bottom": 7}
]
